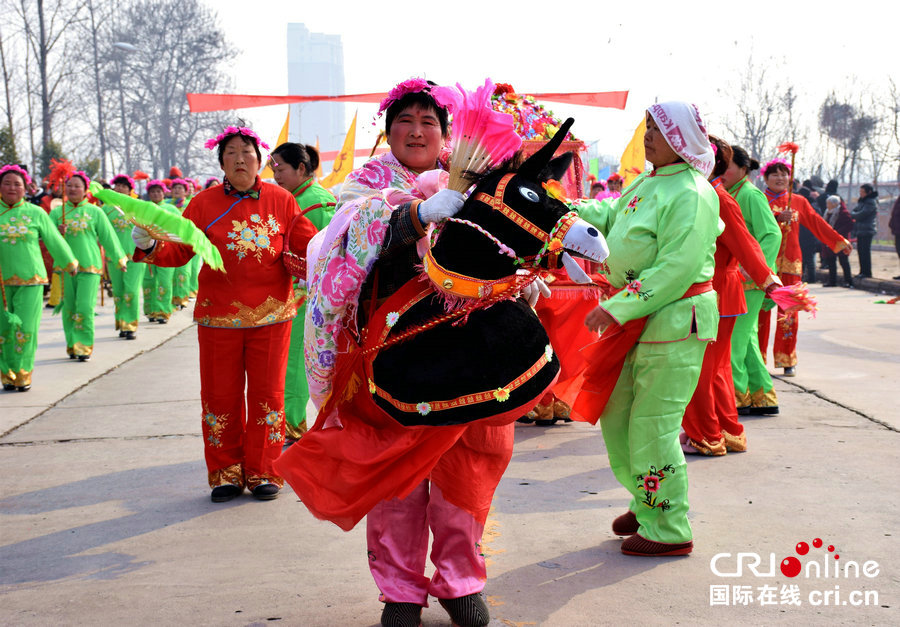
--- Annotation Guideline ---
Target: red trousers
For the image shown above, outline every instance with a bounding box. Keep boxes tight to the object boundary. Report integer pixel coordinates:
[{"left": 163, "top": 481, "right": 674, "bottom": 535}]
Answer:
[
  {"left": 758, "top": 273, "right": 800, "bottom": 368},
  {"left": 198, "top": 322, "right": 291, "bottom": 489},
  {"left": 683, "top": 316, "right": 742, "bottom": 443}
]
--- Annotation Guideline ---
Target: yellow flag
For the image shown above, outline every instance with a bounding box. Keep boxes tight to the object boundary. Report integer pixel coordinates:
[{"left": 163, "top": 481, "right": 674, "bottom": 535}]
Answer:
[
  {"left": 320, "top": 110, "right": 357, "bottom": 188},
  {"left": 618, "top": 118, "right": 646, "bottom": 187},
  {"left": 260, "top": 109, "right": 290, "bottom": 179}
]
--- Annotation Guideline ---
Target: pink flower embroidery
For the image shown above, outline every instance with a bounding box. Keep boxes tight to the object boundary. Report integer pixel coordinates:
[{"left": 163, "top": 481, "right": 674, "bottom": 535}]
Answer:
[
  {"left": 626, "top": 280, "right": 642, "bottom": 295},
  {"left": 367, "top": 219, "right": 388, "bottom": 246},
  {"left": 643, "top": 476, "right": 660, "bottom": 492},
  {"left": 321, "top": 253, "right": 367, "bottom": 305},
  {"left": 351, "top": 161, "right": 393, "bottom": 191}
]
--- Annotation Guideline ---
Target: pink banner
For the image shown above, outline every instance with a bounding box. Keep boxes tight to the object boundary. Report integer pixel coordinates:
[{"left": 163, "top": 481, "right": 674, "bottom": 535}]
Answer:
[{"left": 187, "top": 91, "right": 629, "bottom": 113}]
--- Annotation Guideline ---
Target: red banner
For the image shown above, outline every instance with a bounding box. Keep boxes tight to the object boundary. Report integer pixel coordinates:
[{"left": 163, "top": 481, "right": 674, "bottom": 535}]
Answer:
[{"left": 187, "top": 91, "right": 629, "bottom": 113}]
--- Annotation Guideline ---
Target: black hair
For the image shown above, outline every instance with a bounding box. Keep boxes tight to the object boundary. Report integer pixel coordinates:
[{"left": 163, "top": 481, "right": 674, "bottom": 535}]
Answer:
[
  {"left": 271, "top": 142, "right": 320, "bottom": 176},
  {"left": 825, "top": 179, "right": 839, "bottom": 195},
  {"left": 216, "top": 132, "right": 262, "bottom": 167},
  {"left": 860, "top": 183, "right": 875, "bottom": 195},
  {"left": 0, "top": 170, "right": 27, "bottom": 186},
  {"left": 730, "top": 145, "right": 759, "bottom": 172},
  {"left": 708, "top": 135, "right": 733, "bottom": 179},
  {"left": 111, "top": 175, "right": 133, "bottom": 190},
  {"left": 384, "top": 84, "right": 449, "bottom": 136}
]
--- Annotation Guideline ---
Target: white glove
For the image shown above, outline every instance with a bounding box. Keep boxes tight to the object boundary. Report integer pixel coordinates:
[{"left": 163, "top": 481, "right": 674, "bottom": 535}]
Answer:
[
  {"left": 521, "top": 277, "right": 551, "bottom": 308},
  {"left": 417, "top": 189, "right": 465, "bottom": 224},
  {"left": 131, "top": 226, "right": 155, "bottom": 251}
]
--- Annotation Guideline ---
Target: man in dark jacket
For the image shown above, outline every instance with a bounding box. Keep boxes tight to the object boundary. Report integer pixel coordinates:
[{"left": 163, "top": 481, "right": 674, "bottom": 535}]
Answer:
[
  {"left": 889, "top": 194, "right": 900, "bottom": 280},
  {"left": 798, "top": 180, "right": 820, "bottom": 282},
  {"left": 851, "top": 184, "right": 879, "bottom": 278}
]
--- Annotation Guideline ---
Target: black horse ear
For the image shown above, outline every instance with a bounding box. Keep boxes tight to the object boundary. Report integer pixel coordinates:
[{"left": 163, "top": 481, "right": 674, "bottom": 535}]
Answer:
[
  {"left": 545, "top": 152, "right": 574, "bottom": 182},
  {"left": 518, "top": 117, "right": 575, "bottom": 180}
]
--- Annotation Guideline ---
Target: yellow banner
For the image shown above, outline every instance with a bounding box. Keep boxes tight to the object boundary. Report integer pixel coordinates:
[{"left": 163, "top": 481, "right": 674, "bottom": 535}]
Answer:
[
  {"left": 320, "top": 110, "right": 357, "bottom": 189},
  {"left": 618, "top": 118, "right": 646, "bottom": 187},
  {"left": 260, "top": 109, "right": 290, "bottom": 179}
]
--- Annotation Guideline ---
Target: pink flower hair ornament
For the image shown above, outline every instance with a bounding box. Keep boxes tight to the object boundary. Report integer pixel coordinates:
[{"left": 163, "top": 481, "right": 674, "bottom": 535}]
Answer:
[
  {"left": 147, "top": 179, "right": 170, "bottom": 193},
  {"left": 204, "top": 126, "right": 270, "bottom": 152},
  {"left": 111, "top": 173, "right": 136, "bottom": 190},
  {"left": 0, "top": 164, "right": 32, "bottom": 186},
  {"left": 761, "top": 157, "right": 791, "bottom": 177},
  {"left": 67, "top": 170, "right": 91, "bottom": 188},
  {"left": 170, "top": 178, "right": 190, "bottom": 190},
  {"left": 376, "top": 78, "right": 460, "bottom": 119}
]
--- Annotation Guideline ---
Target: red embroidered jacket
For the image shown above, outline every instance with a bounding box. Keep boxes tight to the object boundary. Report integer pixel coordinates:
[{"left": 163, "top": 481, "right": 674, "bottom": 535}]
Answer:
[
  {"left": 136, "top": 177, "right": 317, "bottom": 328},
  {"left": 713, "top": 183, "right": 777, "bottom": 316},
  {"left": 766, "top": 192, "right": 849, "bottom": 276}
]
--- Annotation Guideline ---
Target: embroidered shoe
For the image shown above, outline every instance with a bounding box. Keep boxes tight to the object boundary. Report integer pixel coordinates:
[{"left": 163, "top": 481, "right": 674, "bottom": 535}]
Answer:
[
  {"left": 210, "top": 484, "right": 242, "bottom": 502},
  {"left": 621, "top": 533, "right": 693, "bottom": 556},
  {"left": 380, "top": 602, "right": 422, "bottom": 627},
  {"left": 721, "top": 429, "right": 747, "bottom": 452},
  {"left": 552, "top": 399, "right": 573, "bottom": 421},
  {"left": 611, "top": 510, "right": 639, "bottom": 535},
  {"left": 251, "top": 483, "right": 280, "bottom": 501},
  {"left": 438, "top": 592, "right": 490, "bottom": 627},
  {"left": 679, "top": 431, "right": 726, "bottom": 456}
]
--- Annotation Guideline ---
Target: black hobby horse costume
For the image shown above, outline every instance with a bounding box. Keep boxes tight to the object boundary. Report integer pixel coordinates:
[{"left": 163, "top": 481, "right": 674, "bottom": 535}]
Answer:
[{"left": 276, "top": 118, "right": 608, "bottom": 530}]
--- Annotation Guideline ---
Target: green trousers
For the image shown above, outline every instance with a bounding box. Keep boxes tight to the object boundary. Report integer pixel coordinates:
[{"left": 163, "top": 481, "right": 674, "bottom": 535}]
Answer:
[
  {"left": 284, "top": 300, "right": 310, "bottom": 439},
  {"left": 108, "top": 260, "right": 145, "bottom": 333},
  {"left": 600, "top": 335, "right": 708, "bottom": 544},
  {"left": 730, "top": 290, "right": 777, "bottom": 408},
  {"left": 142, "top": 265, "right": 175, "bottom": 320},
  {"left": 61, "top": 272, "right": 101, "bottom": 357},
  {"left": 172, "top": 256, "right": 195, "bottom": 307},
  {"left": 0, "top": 285, "right": 43, "bottom": 387},
  {"left": 189, "top": 255, "right": 201, "bottom": 294}
]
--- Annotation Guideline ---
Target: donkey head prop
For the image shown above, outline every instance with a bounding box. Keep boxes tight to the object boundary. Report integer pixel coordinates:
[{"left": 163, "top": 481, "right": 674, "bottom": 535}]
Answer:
[{"left": 424, "top": 117, "right": 609, "bottom": 301}]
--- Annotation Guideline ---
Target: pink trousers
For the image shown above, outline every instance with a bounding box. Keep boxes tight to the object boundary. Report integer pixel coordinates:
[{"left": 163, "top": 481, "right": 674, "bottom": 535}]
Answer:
[{"left": 366, "top": 479, "right": 487, "bottom": 606}]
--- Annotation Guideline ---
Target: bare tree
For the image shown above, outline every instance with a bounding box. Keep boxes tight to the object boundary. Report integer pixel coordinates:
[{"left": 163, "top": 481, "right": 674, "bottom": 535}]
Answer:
[
  {"left": 0, "top": 25, "right": 17, "bottom": 158},
  {"left": 103, "top": 0, "right": 235, "bottom": 177},
  {"left": 15, "top": 0, "right": 86, "bottom": 176},
  {"left": 819, "top": 93, "right": 877, "bottom": 192}
]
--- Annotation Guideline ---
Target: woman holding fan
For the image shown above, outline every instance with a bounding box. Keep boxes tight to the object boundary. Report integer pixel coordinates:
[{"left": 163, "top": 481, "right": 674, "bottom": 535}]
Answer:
[
  {"left": 0, "top": 165, "right": 77, "bottom": 390},
  {"left": 132, "top": 126, "right": 318, "bottom": 503},
  {"left": 758, "top": 155, "right": 850, "bottom": 376},
  {"left": 50, "top": 171, "right": 127, "bottom": 361}
]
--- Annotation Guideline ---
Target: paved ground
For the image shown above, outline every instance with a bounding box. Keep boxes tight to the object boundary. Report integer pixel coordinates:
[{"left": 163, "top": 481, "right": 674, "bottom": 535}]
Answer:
[{"left": 1, "top": 250, "right": 898, "bottom": 626}]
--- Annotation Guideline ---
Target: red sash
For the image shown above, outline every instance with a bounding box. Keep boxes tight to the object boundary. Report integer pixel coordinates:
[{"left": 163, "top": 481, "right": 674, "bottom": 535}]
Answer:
[{"left": 557, "top": 280, "right": 713, "bottom": 424}]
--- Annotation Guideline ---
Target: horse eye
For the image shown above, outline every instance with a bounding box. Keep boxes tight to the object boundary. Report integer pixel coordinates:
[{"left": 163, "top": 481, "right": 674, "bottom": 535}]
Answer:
[{"left": 518, "top": 186, "right": 540, "bottom": 203}]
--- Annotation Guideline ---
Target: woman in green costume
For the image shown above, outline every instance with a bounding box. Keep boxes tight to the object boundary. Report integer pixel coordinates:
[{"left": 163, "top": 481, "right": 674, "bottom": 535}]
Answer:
[
  {"left": 1, "top": 165, "right": 77, "bottom": 389},
  {"left": 571, "top": 102, "right": 720, "bottom": 556},
  {"left": 722, "top": 147, "right": 782, "bottom": 414},
  {"left": 167, "top": 178, "right": 195, "bottom": 310},
  {"left": 105, "top": 174, "right": 146, "bottom": 340},
  {"left": 141, "top": 180, "right": 178, "bottom": 323},
  {"left": 49, "top": 171, "right": 127, "bottom": 360},
  {"left": 270, "top": 142, "right": 335, "bottom": 439}
]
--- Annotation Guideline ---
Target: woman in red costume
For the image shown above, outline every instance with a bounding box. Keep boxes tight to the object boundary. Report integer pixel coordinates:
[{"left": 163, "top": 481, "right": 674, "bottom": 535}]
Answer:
[
  {"left": 680, "top": 136, "right": 780, "bottom": 456},
  {"left": 758, "top": 158, "right": 850, "bottom": 376},
  {"left": 132, "top": 126, "right": 317, "bottom": 502}
]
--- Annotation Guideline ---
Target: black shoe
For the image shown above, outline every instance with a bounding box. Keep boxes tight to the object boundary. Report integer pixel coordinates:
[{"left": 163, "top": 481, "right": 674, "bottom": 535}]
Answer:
[
  {"left": 749, "top": 405, "right": 779, "bottom": 415},
  {"left": 438, "top": 593, "right": 490, "bottom": 627},
  {"left": 854, "top": 274, "right": 871, "bottom": 279},
  {"left": 844, "top": 282, "right": 854, "bottom": 288},
  {"left": 822, "top": 282, "right": 837, "bottom": 287},
  {"left": 380, "top": 602, "right": 422, "bottom": 627},
  {"left": 157, "top": 318, "right": 168, "bottom": 324},
  {"left": 737, "top": 406, "right": 751, "bottom": 416},
  {"left": 251, "top": 483, "right": 280, "bottom": 500},
  {"left": 118, "top": 330, "right": 126, "bottom": 337},
  {"left": 68, "top": 354, "right": 76, "bottom": 360},
  {"left": 893, "top": 275, "right": 900, "bottom": 281},
  {"left": 781, "top": 366, "right": 795, "bottom": 377},
  {"left": 210, "top": 484, "right": 242, "bottom": 502},
  {"left": 16, "top": 384, "right": 31, "bottom": 392},
  {"left": 124, "top": 331, "right": 136, "bottom": 340},
  {"left": 77, "top": 354, "right": 90, "bottom": 362},
  {"left": 2, "top": 383, "right": 15, "bottom": 391}
]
